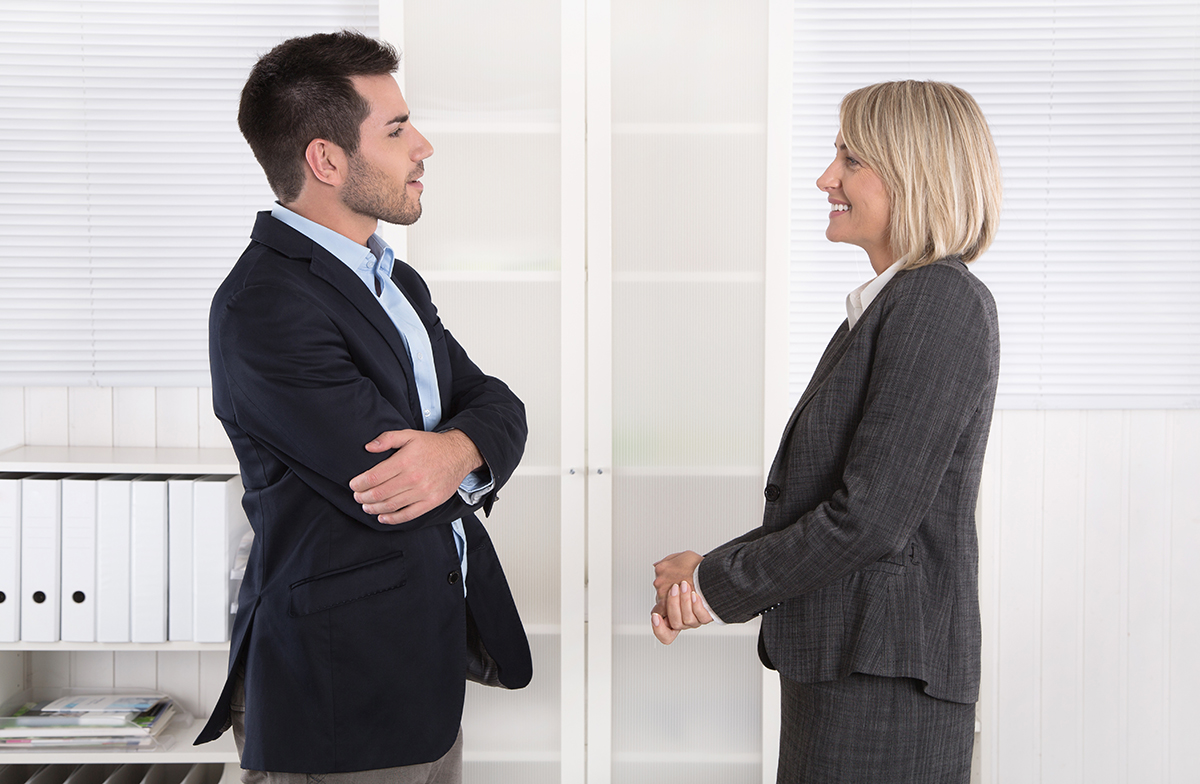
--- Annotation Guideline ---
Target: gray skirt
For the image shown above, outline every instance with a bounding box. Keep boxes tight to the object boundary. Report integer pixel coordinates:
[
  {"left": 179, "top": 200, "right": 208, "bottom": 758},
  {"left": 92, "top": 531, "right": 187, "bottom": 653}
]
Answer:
[{"left": 778, "top": 673, "right": 974, "bottom": 784}]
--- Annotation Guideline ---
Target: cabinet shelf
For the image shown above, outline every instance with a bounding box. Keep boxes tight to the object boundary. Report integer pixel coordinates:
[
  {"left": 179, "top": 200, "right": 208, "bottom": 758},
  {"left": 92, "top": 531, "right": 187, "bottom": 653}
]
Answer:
[
  {"left": 0, "top": 641, "right": 230, "bottom": 652},
  {"left": 0, "top": 444, "right": 241, "bottom": 764},
  {"left": 0, "top": 446, "right": 238, "bottom": 475},
  {"left": 0, "top": 719, "right": 238, "bottom": 764}
]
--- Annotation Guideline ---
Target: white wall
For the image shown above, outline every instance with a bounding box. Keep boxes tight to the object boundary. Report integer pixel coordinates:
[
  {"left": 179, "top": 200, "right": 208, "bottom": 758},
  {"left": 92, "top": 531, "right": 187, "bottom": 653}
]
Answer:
[{"left": 977, "top": 409, "right": 1200, "bottom": 784}]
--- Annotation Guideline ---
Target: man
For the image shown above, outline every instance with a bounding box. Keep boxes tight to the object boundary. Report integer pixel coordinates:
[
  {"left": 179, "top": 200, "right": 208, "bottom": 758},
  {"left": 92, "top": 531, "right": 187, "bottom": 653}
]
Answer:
[{"left": 195, "top": 30, "right": 532, "bottom": 781}]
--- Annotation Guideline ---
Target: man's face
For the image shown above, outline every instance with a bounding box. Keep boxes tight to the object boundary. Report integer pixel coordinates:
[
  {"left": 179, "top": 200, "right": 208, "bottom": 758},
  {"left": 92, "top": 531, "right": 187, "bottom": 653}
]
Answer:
[{"left": 340, "top": 74, "right": 433, "bottom": 226}]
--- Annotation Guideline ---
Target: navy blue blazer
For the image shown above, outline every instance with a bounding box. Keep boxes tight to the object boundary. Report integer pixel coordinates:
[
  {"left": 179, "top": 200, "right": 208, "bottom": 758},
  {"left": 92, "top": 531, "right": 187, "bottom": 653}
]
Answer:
[{"left": 196, "top": 212, "right": 531, "bottom": 772}]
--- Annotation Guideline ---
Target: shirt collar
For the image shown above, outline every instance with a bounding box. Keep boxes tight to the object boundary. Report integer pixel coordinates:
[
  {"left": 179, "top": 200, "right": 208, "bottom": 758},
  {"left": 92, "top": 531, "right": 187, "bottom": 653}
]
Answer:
[
  {"left": 846, "top": 259, "right": 905, "bottom": 329},
  {"left": 270, "top": 203, "right": 394, "bottom": 277}
]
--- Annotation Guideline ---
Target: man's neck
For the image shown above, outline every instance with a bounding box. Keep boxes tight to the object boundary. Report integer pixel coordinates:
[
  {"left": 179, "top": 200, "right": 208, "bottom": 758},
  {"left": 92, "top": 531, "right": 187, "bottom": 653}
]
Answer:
[{"left": 281, "top": 197, "right": 377, "bottom": 247}]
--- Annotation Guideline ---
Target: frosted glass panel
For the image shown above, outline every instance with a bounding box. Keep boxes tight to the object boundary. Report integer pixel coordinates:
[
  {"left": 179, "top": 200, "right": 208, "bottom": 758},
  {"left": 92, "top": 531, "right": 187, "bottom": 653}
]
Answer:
[
  {"left": 423, "top": 280, "right": 562, "bottom": 469},
  {"left": 612, "top": 475, "right": 763, "bottom": 625},
  {"left": 403, "top": 0, "right": 560, "bottom": 118},
  {"left": 478, "top": 475, "right": 561, "bottom": 627},
  {"left": 612, "top": 762, "right": 761, "bottom": 784},
  {"left": 611, "top": 0, "right": 767, "bottom": 124},
  {"left": 612, "top": 133, "right": 766, "bottom": 274},
  {"left": 463, "top": 634, "right": 561, "bottom": 754},
  {"left": 612, "top": 281, "right": 763, "bottom": 468},
  {"left": 613, "top": 634, "right": 762, "bottom": 761},
  {"left": 407, "top": 132, "right": 561, "bottom": 271},
  {"left": 606, "top": 2, "right": 769, "bottom": 781}
]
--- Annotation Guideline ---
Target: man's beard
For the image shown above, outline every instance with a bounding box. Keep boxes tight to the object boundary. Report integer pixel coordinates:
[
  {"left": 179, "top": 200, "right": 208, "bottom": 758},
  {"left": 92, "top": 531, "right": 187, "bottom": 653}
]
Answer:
[{"left": 341, "top": 154, "right": 422, "bottom": 226}]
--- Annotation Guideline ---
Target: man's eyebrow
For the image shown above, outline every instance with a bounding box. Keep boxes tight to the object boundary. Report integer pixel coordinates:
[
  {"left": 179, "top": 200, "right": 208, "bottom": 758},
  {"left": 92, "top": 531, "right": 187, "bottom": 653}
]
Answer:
[{"left": 386, "top": 114, "right": 409, "bottom": 126}]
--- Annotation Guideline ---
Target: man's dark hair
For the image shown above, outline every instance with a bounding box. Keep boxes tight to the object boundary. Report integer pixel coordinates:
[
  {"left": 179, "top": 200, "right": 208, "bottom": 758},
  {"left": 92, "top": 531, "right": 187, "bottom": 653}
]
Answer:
[{"left": 238, "top": 30, "right": 399, "bottom": 202}]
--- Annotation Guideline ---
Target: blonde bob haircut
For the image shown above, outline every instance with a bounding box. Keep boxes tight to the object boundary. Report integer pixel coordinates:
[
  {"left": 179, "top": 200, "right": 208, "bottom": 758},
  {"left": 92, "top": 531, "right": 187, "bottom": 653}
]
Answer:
[{"left": 838, "top": 80, "right": 1002, "bottom": 269}]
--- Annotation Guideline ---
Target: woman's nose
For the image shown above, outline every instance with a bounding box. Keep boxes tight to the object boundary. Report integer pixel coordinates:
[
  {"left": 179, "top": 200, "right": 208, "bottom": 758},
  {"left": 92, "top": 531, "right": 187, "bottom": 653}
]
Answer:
[{"left": 816, "top": 162, "right": 838, "bottom": 192}]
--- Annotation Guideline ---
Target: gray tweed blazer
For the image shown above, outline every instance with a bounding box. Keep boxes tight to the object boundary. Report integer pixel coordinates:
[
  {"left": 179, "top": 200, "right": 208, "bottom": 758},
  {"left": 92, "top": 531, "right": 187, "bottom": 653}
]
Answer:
[{"left": 697, "top": 256, "right": 999, "bottom": 704}]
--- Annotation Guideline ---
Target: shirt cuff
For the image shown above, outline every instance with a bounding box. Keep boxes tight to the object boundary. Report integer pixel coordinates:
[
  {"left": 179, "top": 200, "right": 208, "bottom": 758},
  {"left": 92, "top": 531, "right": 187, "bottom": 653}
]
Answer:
[
  {"left": 691, "top": 569, "right": 725, "bottom": 625},
  {"left": 457, "top": 465, "right": 494, "bottom": 505}
]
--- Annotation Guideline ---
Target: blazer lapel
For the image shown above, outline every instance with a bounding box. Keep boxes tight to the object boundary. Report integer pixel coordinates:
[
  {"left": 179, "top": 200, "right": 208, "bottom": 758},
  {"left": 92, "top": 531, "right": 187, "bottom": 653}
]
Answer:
[
  {"left": 249, "top": 213, "right": 419, "bottom": 409},
  {"left": 772, "top": 266, "right": 912, "bottom": 458},
  {"left": 309, "top": 250, "right": 419, "bottom": 387},
  {"left": 778, "top": 322, "right": 853, "bottom": 431}
]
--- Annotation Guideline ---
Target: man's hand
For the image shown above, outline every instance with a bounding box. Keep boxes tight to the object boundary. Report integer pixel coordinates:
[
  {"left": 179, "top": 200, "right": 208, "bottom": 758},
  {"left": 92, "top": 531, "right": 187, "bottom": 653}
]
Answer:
[
  {"left": 349, "top": 429, "right": 484, "bottom": 525},
  {"left": 651, "top": 551, "right": 711, "bottom": 644}
]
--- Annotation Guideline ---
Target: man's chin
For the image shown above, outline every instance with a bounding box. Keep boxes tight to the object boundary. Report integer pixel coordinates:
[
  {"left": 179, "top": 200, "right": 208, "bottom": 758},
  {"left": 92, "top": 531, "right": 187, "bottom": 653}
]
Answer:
[{"left": 383, "top": 205, "right": 422, "bottom": 226}]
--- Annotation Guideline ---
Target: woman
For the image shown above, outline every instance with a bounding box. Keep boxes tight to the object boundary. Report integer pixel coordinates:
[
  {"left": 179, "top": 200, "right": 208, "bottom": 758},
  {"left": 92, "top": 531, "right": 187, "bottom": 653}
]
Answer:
[{"left": 651, "top": 80, "right": 1002, "bottom": 783}]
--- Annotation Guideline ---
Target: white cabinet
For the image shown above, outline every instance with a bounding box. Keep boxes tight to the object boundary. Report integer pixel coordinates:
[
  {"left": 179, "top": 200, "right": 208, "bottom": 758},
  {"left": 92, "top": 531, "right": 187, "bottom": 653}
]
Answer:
[
  {"left": 0, "top": 445, "right": 239, "bottom": 767},
  {"left": 393, "top": 2, "right": 783, "bottom": 782}
]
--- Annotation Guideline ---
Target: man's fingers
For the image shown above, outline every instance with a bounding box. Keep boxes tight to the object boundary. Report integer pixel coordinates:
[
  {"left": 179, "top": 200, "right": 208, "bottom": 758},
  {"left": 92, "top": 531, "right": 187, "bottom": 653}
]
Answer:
[
  {"left": 365, "top": 429, "right": 417, "bottom": 452},
  {"left": 377, "top": 498, "right": 433, "bottom": 526}
]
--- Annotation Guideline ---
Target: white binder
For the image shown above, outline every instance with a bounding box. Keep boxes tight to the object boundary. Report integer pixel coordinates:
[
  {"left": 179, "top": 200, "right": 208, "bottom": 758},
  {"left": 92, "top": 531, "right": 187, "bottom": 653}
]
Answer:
[
  {"left": 167, "top": 476, "right": 196, "bottom": 641},
  {"left": 60, "top": 474, "right": 99, "bottom": 642},
  {"left": 130, "top": 476, "right": 169, "bottom": 643},
  {"left": 0, "top": 473, "right": 24, "bottom": 642},
  {"left": 20, "top": 474, "right": 62, "bottom": 642},
  {"left": 193, "top": 475, "right": 249, "bottom": 643},
  {"left": 96, "top": 475, "right": 135, "bottom": 643}
]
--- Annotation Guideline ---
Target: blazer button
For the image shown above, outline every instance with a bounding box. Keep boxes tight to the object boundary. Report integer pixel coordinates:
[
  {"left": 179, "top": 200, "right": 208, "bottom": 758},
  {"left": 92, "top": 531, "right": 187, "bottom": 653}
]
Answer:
[
  {"left": 447, "top": 570, "right": 462, "bottom": 585},
  {"left": 764, "top": 484, "right": 781, "bottom": 502}
]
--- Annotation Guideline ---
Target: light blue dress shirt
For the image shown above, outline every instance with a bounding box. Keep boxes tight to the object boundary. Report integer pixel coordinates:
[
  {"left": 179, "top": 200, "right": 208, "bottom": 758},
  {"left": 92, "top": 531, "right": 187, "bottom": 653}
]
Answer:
[{"left": 271, "top": 204, "right": 491, "bottom": 595}]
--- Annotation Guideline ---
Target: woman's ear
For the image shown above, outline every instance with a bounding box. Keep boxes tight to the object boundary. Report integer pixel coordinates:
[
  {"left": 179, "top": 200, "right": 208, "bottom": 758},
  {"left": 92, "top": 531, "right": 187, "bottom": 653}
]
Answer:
[{"left": 304, "top": 138, "right": 347, "bottom": 187}]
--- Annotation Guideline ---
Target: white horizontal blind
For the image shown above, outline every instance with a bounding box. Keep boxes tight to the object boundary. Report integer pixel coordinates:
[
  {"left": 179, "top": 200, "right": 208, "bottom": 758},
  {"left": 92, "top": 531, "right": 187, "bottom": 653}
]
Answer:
[
  {"left": 789, "top": 0, "right": 1200, "bottom": 409},
  {"left": 0, "top": 0, "right": 378, "bottom": 386}
]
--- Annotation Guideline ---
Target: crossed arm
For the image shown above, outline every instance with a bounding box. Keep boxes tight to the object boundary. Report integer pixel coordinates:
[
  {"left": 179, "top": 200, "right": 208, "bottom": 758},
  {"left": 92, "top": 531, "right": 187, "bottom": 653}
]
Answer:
[{"left": 350, "top": 428, "right": 484, "bottom": 525}]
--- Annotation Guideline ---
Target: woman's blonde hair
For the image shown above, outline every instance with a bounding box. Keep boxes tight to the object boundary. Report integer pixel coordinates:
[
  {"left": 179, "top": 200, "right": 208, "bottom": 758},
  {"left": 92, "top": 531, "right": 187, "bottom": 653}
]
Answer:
[{"left": 839, "top": 80, "right": 1003, "bottom": 269}]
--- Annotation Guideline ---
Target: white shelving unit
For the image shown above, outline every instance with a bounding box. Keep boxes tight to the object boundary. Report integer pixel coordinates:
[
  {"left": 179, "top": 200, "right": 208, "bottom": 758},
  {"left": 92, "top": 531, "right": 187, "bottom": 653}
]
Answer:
[{"left": 0, "top": 444, "right": 240, "bottom": 768}]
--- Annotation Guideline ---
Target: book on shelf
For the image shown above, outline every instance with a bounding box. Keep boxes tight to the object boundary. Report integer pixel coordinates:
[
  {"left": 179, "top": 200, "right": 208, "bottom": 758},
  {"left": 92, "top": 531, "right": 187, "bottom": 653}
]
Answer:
[{"left": 0, "top": 690, "right": 188, "bottom": 750}]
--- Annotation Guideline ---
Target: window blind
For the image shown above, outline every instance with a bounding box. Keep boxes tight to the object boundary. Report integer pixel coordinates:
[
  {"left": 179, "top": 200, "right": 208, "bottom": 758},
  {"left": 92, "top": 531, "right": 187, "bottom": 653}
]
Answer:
[
  {"left": 0, "top": 0, "right": 378, "bottom": 386},
  {"left": 788, "top": 0, "right": 1200, "bottom": 409}
]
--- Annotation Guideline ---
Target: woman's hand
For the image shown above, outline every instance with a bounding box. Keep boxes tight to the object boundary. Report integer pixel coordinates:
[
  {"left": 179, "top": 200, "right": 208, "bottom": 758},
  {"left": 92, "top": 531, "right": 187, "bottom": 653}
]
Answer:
[{"left": 651, "top": 579, "right": 713, "bottom": 644}]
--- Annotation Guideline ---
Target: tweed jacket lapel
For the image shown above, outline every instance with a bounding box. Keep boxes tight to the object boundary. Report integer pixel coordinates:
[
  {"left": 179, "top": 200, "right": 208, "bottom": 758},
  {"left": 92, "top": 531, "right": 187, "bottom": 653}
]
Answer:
[
  {"left": 770, "top": 320, "right": 853, "bottom": 472},
  {"left": 770, "top": 267, "right": 911, "bottom": 474}
]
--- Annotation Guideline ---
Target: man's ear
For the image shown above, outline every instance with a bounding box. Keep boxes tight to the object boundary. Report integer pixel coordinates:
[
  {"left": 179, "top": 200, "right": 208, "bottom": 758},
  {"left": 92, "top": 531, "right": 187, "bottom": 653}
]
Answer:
[{"left": 304, "top": 138, "right": 347, "bottom": 187}]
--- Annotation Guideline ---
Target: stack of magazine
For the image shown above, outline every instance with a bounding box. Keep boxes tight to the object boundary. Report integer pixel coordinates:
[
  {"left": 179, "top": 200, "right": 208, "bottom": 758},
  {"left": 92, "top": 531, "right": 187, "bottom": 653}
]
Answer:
[{"left": 0, "top": 691, "right": 186, "bottom": 750}]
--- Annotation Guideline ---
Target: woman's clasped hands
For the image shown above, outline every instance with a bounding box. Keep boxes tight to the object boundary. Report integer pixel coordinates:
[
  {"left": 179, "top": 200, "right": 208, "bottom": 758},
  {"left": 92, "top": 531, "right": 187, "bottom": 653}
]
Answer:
[{"left": 651, "top": 550, "right": 713, "bottom": 644}]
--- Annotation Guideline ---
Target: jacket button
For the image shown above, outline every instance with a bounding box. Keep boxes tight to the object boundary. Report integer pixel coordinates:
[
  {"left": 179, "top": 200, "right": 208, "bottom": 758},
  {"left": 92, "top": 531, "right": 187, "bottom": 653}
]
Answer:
[
  {"left": 447, "top": 570, "right": 462, "bottom": 585},
  {"left": 764, "top": 484, "right": 781, "bottom": 502}
]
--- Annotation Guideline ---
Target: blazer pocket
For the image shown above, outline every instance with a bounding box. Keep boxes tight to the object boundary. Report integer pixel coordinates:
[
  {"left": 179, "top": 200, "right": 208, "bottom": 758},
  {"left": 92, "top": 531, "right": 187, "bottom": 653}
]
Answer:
[
  {"left": 288, "top": 551, "right": 406, "bottom": 617},
  {"left": 860, "top": 554, "right": 906, "bottom": 575}
]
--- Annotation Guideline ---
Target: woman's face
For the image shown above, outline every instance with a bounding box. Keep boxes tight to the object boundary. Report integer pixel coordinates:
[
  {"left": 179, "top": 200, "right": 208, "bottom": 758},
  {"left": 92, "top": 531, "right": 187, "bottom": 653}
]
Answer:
[{"left": 816, "top": 133, "right": 894, "bottom": 272}]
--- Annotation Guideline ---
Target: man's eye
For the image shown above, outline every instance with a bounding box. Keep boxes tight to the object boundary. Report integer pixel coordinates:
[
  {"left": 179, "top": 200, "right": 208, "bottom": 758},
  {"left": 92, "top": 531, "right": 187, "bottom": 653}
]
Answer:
[{"left": 389, "top": 127, "right": 403, "bottom": 138}]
